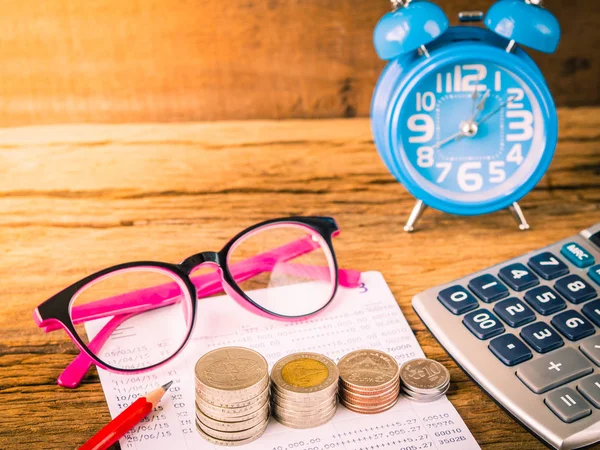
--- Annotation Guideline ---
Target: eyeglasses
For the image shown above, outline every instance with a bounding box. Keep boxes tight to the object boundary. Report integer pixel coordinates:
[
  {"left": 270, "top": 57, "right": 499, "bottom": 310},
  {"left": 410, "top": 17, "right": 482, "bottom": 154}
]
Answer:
[{"left": 34, "top": 216, "right": 360, "bottom": 388}]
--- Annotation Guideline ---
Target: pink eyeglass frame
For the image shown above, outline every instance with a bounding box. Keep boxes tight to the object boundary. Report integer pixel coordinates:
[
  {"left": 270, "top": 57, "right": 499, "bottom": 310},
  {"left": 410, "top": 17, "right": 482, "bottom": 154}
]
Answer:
[{"left": 33, "top": 216, "right": 361, "bottom": 388}]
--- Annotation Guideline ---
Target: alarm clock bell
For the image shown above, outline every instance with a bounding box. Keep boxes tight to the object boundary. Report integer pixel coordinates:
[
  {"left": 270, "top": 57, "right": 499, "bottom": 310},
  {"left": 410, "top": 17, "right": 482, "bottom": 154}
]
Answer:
[{"left": 371, "top": 0, "right": 561, "bottom": 232}]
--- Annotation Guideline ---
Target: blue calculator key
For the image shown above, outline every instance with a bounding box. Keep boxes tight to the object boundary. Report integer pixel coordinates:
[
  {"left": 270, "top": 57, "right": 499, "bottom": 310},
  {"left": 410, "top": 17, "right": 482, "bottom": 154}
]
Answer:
[
  {"left": 582, "top": 300, "right": 600, "bottom": 327},
  {"left": 493, "top": 298, "right": 536, "bottom": 328},
  {"left": 523, "top": 286, "right": 566, "bottom": 315},
  {"left": 589, "top": 265, "right": 600, "bottom": 287},
  {"left": 528, "top": 252, "right": 569, "bottom": 280},
  {"left": 520, "top": 322, "right": 564, "bottom": 353},
  {"left": 488, "top": 334, "right": 532, "bottom": 366},
  {"left": 561, "top": 242, "right": 595, "bottom": 268},
  {"left": 463, "top": 309, "right": 505, "bottom": 340},
  {"left": 555, "top": 275, "right": 597, "bottom": 304},
  {"left": 437, "top": 285, "right": 479, "bottom": 315},
  {"left": 468, "top": 274, "right": 509, "bottom": 303},
  {"left": 551, "top": 310, "right": 595, "bottom": 341},
  {"left": 498, "top": 263, "right": 539, "bottom": 291}
]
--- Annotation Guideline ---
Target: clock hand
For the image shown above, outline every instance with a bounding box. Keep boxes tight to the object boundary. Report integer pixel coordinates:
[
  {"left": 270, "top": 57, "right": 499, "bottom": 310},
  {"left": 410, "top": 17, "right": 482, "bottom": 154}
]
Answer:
[
  {"left": 472, "top": 89, "right": 491, "bottom": 121},
  {"left": 430, "top": 130, "right": 466, "bottom": 150},
  {"left": 476, "top": 95, "right": 517, "bottom": 125},
  {"left": 470, "top": 80, "right": 481, "bottom": 120}
]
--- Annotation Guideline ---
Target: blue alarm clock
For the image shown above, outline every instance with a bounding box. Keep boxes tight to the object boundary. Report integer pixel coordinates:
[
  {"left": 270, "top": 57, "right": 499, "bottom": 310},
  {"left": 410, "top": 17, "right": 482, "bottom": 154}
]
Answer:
[{"left": 371, "top": 0, "right": 560, "bottom": 231}]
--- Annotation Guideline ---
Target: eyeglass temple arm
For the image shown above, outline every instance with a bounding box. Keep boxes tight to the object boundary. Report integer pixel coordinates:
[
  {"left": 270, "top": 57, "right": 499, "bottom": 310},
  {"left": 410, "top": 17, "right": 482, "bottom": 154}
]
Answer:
[
  {"left": 40, "top": 236, "right": 361, "bottom": 332},
  {"left": 57, "top": 314, "right": 136, "bottom": 388}
]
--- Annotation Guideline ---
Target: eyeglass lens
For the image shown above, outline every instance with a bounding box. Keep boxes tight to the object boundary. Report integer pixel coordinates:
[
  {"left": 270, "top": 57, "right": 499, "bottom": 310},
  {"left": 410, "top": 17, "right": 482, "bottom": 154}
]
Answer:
[
  {"left": 69, "top": 267, "right": 193, "bottom": 370},
  {"left": 227, "top": 224, "right": 336, "bottom": 317}
]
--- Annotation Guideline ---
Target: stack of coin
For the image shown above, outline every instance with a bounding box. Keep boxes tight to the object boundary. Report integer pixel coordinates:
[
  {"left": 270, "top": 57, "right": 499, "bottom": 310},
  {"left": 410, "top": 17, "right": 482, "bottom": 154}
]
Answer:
[
  {"left": 195, "top": 347, "right": 270, "bottom": 446},
  {"left": 337, "top": 349, "right": 400, "bottom": 414},
  {"left": 270, "top": 352, "right": 339, "bottom": 428},
  {"left": 399, "top": 358, "right": 450, "bottom": 402}
]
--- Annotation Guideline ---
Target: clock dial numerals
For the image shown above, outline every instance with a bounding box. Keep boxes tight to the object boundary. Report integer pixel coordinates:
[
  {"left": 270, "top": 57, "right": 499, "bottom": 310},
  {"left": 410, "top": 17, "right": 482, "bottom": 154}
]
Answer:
[
  {"left": 506, "top": 144, "right": 524, "bottom": 165},
  {"left": 400, "top": 60, "right": 545, "bottom": 201},
  {"left": 416, "top": 92, "right": 436, "bottom": 112},
  {"left": 507, "top": 88, "right": 525, "bottom": 108},
  {"left": 506, "top": 110, "right": 534, "bottom": 142},
  {"left": 407, "top": 114, "right": 434, "bottom": 143},
  {"left": 436, "top": 64, "right": 487, "bottom": 93},
  {"left": 435, "top": 162, "right": 452, "bottom": 183},
  {"left": 417, "top": 146, "right": 434, "bottom": 167}
]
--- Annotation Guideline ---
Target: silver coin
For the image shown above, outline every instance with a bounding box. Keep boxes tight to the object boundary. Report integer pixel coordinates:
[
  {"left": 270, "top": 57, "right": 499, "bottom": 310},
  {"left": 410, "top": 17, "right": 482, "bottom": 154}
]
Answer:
[
  {"left": 196, "top": 407, "right": 269, "bottom": 432},
  {"left": 401, "top": 389, "right": 447, "bottom": 403},
  {"left": 272, "top": 399, "right": 337, "bottom": 421},
  {"left": 273, "top": 405, "right": 337, "bottom": 429},
  {"left": 399, "top": 359, "right": 450, "bottom": 395},
  {"left": 196, "top": 384, "right": 269, "bottom": 411},
  {"left": 196, "top": 399, "right": 269, "bottom": 422},
  {"left": 271, "top": 392, "right": 336, "bottom": 412},
  {"left": 270, "top": 382, "right": 337, "bottom": 403},
  {"left": 197, "top": 416, "right": 269, "bottom": 441},
  {"left": 196, "top": 374, "right": 269, "bottom": 405},
  {"left": 196, "top": 419, "right": 267, "bottom": 446},
  {"left": 195, "top": 347, "right": 269, "bottom": 399},
  {"left": 401, "top": 376, "right": 450, "bottom": 396},
  {"left": 196, "top": 396, "right": 268, "bottom": 419},
  {"left": 271, "top": 397, "right": 337, "bottom": 418}
]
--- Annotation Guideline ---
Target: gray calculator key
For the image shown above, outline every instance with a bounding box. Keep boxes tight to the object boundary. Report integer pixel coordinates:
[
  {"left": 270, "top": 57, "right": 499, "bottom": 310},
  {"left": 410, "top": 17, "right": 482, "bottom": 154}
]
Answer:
[
  {"left": 545, "top": 387, "right": 592, "bottom": 423},
  {"left": 579, "top": 335, "right": 600, "bottom": 366},
  {"left": 577, "top": 374, "right": 600, "bottom": 408},
  {"left": 516, "top": 347, "right": 593, "bottom": 394}
]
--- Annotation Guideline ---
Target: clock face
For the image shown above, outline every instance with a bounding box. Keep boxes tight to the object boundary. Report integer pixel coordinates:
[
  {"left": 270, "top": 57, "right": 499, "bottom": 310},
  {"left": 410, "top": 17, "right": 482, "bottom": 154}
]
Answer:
[{"left": 398, "top": 60, "right": 546, "bottom": 203}]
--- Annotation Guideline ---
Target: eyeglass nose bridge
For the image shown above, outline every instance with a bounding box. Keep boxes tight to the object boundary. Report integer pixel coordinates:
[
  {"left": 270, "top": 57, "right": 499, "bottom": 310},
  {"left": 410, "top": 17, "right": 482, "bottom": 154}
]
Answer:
[{"left": 180, "top": 251, "right": 221, "bottom": 274}]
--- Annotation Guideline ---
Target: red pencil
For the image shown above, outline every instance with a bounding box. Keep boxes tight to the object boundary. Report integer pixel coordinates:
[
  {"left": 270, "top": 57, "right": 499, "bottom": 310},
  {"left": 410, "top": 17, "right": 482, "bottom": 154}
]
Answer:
[{"left": 79, "top": 381, "right": 173, "bottom": 450}]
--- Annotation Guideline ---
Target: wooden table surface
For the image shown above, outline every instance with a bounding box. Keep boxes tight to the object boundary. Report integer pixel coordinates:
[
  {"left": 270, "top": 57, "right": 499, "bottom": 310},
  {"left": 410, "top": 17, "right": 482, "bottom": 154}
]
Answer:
[{"left": 1, "top": 108, "right": 599, "bottom": 449}]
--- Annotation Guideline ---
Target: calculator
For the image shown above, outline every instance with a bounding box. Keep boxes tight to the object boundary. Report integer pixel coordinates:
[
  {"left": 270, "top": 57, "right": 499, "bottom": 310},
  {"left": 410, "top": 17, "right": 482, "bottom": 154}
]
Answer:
[{"left": 413, "top": 223, "right": 600, "bottom": 450}]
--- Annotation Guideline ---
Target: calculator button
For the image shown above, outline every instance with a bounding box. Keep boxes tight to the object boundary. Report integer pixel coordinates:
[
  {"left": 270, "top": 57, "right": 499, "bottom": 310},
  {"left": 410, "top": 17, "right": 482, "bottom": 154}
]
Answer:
[
  {"left": 488, "top": 334, "right": 532, "bottom": 366},
  {"left": 523, "top": 286, "right": 566, "bottom": 316},
  {"left": 520, "top": 322, "right": 564, "bottom": 353},
  {"left": 555, "top": 275, "right": 597, "bottom": 304},
  {"left": 437, "top": 286, "right": 478, "bottom": 315},
  {"left": 591, "top": 230, "right": 600, "bottom": 249},
  {"left": 545, "top": 387, "right": 592, "bottom": 423},
  {"left": 551, "top": 310, "right": 595, "bottom": 341},
  {"left": 468, "top": 275, "right": 509, "bottom": 303},
  {"left": 561, "top": 242, "right": 595, "bottom": 268},
  {"left": 589, "top": 265, "right": 600, "bottom": 286},
  {"left": 462, "top": 309, "right": 505, "bottom": 340},
  {"left": 498, "top": 263, "right": 539, "bottom": 291},
  {"left": 582, "top": 300, "right": 600, "bottom": 327},
  {"left": 528, "top": 252, "right": 569, "bottom": 280},
  {"left": 493, "top": 298, "right": 535, "bottom": 328},
  {"left": 579, "top": 335, "right": 600, "bottom": 366},
  {"left": 577, "top": 374, "right": 600, "bottom": 408},
  {"left": 516, "top": 347, "right": 592, "bottom": 394}
]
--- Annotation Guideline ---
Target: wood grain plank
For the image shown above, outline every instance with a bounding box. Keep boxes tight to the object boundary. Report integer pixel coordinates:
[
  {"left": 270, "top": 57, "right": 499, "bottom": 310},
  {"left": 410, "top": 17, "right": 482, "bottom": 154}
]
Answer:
[
  {"left": 0, "top": 110, "right": 599, "bottom": 448},
  {"left": 0, "top": 0, "right": 596, "bottom": 125}
]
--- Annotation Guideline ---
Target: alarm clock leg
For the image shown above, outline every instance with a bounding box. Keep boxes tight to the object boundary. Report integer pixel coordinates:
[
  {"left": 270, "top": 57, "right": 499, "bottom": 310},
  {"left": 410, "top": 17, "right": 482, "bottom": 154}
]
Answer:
[
  {"left": 404, "top": 199, "right": 428, "bottom": 233},
  {"left": 508, "top": 202, "right": 530, "bottom": 231}
]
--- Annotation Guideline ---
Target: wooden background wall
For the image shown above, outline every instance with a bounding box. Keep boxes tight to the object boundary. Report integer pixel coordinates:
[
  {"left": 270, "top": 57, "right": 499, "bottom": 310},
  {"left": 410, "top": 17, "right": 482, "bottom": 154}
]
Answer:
[{"left": 0, "top": 0, "right": 597, "bottom": 125}]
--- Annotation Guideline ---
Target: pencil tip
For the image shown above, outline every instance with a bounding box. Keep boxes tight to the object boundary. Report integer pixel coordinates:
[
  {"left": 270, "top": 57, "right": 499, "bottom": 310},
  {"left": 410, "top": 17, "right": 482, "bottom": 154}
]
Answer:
[{"left": 162, "top": 380, "right": 173, "bottom": 391}]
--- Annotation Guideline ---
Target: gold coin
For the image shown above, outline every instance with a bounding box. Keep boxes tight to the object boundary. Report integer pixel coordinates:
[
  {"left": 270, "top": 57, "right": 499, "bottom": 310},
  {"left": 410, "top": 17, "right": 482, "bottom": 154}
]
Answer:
[
  {"left": 281, "top": 358, "right": 329, "bottom": 388},
  {"left": 271, "top": 352, "right": 339, "bottom": 395}
]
